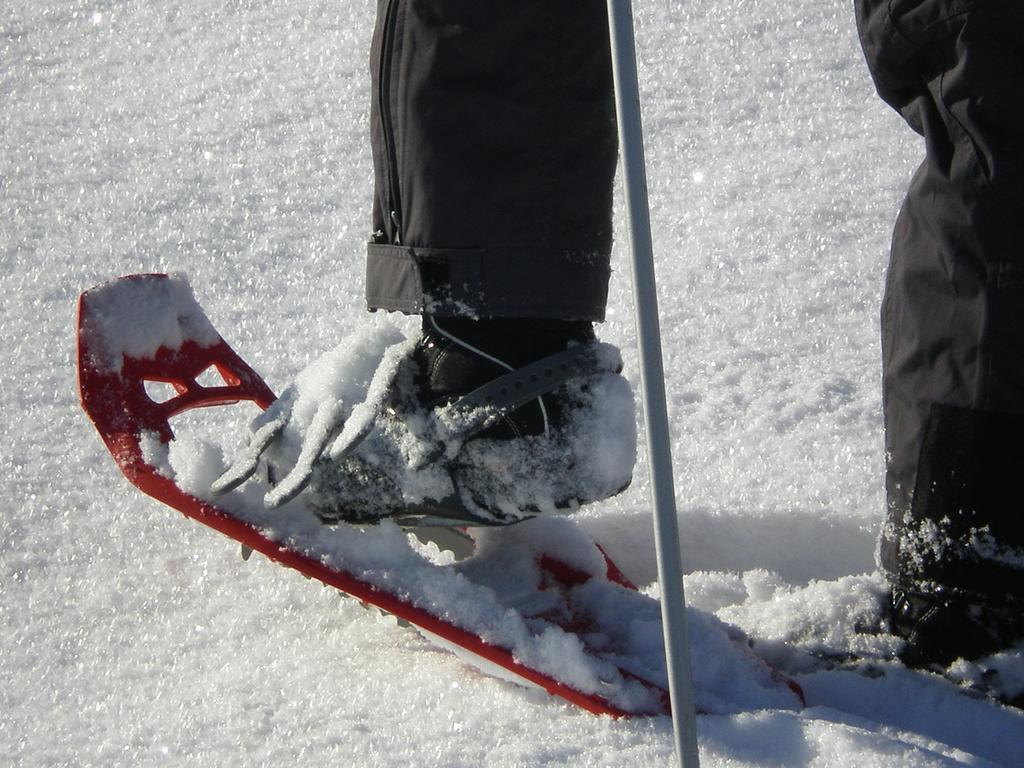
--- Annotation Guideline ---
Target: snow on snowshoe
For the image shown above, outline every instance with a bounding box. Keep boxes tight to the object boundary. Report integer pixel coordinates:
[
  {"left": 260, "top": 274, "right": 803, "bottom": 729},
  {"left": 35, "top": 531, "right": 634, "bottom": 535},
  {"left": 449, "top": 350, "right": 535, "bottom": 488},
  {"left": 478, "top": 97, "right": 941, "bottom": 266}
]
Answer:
[
  {"left": 77, "top": 273, "right": 804, "bottom": 717},
  {"left": 211, "top": 312, "right": 636, "bottom": 527}
]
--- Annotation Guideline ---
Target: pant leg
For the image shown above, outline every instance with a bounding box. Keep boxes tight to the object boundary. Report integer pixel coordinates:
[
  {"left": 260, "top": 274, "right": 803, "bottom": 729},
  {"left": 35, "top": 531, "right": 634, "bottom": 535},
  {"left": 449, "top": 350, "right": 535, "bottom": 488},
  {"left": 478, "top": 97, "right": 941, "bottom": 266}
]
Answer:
[
  {"left": 366, "top": 0, "right": 617, "bottom": 321},
  {"left": 856, "top": 0, "right": 1024, "bottom": 600}
]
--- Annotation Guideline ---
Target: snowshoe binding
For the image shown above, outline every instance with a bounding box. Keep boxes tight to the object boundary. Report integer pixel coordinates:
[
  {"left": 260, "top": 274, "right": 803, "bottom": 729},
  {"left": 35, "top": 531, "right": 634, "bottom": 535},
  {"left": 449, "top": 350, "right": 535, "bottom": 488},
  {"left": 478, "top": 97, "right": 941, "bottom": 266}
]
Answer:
[{"left": 212, "top": 315, "right": 637, "bottom": 527}]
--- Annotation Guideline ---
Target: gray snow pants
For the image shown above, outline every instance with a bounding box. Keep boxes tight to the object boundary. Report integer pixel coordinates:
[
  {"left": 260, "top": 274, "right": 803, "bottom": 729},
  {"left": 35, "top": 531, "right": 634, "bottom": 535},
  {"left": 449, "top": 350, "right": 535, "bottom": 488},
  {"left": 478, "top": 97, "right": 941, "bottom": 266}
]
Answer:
[
  {"left": 856, "top": 0, "right": 1024, "bottom": 601},
  {"left": 365, "top": 0, "right": 616, "bottom": 321}
]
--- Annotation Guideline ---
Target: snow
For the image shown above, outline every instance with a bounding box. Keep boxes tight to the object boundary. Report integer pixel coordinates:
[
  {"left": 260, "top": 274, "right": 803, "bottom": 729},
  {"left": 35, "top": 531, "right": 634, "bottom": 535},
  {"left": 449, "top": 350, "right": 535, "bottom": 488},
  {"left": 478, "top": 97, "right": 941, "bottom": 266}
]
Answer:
[
  {"left": 79, "top": 272, "right": 220, "bottom": 372},
  {"left": 249, "top": 323, "right": 409, "bottom": 507},
  {"left": 3, "top": 0, "right": 1023, "bottom": 766}
]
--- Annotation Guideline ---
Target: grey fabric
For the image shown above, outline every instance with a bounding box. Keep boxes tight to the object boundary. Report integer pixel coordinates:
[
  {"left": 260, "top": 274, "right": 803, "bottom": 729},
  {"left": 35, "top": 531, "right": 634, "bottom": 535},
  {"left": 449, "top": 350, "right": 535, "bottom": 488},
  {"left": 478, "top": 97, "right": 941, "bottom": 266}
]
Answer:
[
  {"left": 365, "top": 243, "right": 611, "bottom": 319},
  {"left": 856, "top": 0, "right": 1024, "bottom": 598},
  {"left": 366, "top": 0, "right": 617, "bottom": 320}
]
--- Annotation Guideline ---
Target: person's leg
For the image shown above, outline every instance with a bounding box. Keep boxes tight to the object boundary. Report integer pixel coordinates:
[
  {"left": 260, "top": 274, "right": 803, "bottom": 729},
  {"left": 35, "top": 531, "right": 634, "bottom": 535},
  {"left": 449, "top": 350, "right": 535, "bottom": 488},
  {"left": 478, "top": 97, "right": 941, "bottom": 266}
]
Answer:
[
  {"left": 365, "top": 0, "right": 625, "bottom": 468},
  {"left": 216, "top": 1, "right": 631, "bottom": 525},
  {"left": 366, "top": 0, "right": 617, "bottom": 322},
  {"left": 290, "top": 0, "right": 633, "bottom": 525},
  {"left": 856, "top": 0, "right": 1024, "bottom": 664}
]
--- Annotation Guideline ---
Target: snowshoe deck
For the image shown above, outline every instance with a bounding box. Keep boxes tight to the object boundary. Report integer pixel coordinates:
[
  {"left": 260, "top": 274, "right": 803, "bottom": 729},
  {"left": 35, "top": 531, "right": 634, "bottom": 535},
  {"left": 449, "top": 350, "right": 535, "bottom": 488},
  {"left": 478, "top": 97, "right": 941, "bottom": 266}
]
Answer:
[{"left": 77, "top": 273, "right": 803, "bottom": 718}]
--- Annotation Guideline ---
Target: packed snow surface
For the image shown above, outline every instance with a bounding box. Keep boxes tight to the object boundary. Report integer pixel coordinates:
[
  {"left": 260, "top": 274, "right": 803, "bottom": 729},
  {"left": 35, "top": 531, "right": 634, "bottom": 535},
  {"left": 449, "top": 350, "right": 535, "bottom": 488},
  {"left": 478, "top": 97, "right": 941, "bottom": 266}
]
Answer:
[{"left": 4, "top": 0, "right": 1023, "bottom": 766}]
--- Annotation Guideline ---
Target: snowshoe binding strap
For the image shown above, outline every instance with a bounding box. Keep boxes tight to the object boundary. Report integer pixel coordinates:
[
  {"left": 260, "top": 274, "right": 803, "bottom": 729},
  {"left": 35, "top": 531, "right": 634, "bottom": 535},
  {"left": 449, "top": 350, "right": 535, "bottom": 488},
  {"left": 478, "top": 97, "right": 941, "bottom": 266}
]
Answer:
[
  {"left": 261, "top": 339, "right": 414, "bottom": 508},
  {"left": 432, "top": 341, "right": 624, "bottom": 448},
  {"left": 210, "top": 392, "right": 295, "bottom": 496}
]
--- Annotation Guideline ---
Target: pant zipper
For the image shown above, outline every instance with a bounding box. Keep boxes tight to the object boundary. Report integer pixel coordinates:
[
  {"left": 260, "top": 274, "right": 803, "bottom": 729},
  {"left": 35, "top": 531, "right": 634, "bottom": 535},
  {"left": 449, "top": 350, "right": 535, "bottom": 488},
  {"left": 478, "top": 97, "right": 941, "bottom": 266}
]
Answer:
[{"left": 379, "top": 0, "right": 403, "bottom": 245}]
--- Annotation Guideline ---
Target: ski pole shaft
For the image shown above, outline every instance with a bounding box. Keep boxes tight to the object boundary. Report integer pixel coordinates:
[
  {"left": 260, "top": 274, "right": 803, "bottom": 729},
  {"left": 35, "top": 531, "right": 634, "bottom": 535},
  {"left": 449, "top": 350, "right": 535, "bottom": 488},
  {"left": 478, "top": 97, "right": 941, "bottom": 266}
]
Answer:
[{"left": 604, "top": 2, "right": 701, "bottom": 767}]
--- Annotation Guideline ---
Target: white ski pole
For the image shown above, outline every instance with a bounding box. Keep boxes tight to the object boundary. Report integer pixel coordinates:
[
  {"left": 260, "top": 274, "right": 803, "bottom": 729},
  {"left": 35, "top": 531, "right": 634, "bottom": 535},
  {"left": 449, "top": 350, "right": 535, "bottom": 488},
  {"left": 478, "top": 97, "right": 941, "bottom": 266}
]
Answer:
[{"left": 605, "top": 1, "right": 701, "bottom": 767}]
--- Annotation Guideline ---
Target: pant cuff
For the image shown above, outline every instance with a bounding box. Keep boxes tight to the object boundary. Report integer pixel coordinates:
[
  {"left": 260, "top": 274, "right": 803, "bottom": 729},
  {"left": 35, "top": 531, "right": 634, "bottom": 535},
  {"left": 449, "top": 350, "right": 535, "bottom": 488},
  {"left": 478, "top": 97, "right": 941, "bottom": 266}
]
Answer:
[{"left": 365, "top": 243, "right": 611, "bottom": 321}]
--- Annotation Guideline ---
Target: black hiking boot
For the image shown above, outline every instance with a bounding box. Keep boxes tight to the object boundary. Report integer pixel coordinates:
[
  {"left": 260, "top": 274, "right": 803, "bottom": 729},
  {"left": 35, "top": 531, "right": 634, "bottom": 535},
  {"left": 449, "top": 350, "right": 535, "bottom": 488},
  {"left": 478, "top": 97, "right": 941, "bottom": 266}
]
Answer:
[
  {"left": 307, "top": 316, "right": 637, "bottom": 525},
  {"left": 890, "top": 587, "right": 1023, "bottom": 669}
]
